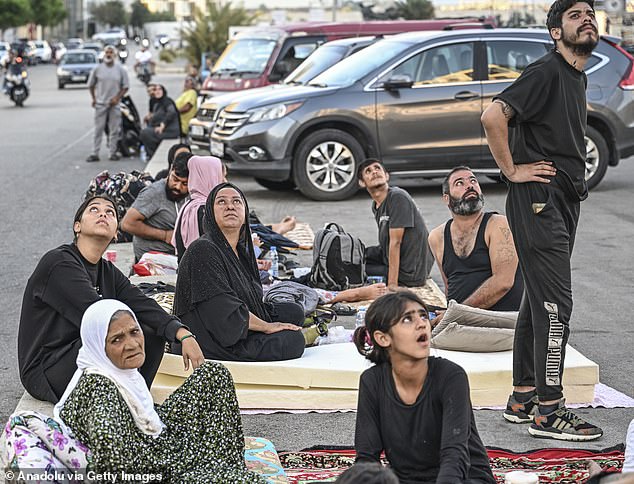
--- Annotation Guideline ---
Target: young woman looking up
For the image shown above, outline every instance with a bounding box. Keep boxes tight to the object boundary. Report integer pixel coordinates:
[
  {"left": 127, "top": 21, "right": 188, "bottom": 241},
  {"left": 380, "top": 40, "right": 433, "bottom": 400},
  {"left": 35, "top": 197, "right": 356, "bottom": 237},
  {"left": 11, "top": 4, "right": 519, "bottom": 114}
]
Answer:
[{"left": 353, "top": 291, "right": 495, "bottom": 484}]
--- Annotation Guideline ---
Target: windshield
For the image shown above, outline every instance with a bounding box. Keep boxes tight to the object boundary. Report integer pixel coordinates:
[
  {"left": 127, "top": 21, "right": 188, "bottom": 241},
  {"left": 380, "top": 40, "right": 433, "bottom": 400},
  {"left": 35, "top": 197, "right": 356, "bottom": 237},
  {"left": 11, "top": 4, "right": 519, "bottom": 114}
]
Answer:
[
  {"left": 213, "top": 38, "right": 277, "bottom": 75},
  {"left": 284, "top": 45, "right": 347, "bottom": 85},
  {"left": 62, "top": 53, "right": 96, "bottom": 64},
  {"left": 310, "top": 40, "right": 413, "bottom": 88}
]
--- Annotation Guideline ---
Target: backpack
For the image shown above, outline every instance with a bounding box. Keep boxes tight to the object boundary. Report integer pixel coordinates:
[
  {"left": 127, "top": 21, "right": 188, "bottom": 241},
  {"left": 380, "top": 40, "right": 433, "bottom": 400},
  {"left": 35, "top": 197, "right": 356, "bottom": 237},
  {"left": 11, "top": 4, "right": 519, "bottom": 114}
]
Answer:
[{"left": 309, "top": 223, "right": 366, "bottom": 291}]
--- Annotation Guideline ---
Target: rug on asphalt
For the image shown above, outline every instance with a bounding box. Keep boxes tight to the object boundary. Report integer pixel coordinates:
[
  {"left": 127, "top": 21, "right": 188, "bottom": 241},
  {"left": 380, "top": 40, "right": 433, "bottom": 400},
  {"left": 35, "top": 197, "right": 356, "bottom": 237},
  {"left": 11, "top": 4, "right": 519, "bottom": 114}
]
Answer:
[{"left": 278, "top": 446, "right": 625, "bottom": 483}]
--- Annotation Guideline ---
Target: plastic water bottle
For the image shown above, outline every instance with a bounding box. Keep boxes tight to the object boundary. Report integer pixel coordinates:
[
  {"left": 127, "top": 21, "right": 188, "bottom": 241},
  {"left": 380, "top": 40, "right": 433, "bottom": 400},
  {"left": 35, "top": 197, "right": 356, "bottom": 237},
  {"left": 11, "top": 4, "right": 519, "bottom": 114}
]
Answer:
[
  {"left": 140, "top": 145, "right": 147, "bottom": 163},
  {"left": 268, "top": 246, "right": 279, "bottom": 278},
  {"left": 355, "top": 306, "right": 367, "bottom": 328}
]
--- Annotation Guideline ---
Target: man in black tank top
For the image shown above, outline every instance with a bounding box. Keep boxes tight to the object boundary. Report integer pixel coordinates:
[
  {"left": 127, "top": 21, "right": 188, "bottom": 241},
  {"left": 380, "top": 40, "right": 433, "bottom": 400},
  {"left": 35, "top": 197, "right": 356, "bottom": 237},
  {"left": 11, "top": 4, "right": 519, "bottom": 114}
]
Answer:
[
  {"left": 428, "top": 167, "right": 523, "bottom": 314},
  {"left": 481, "top": 0, "right": 602, "bottom": 441}
]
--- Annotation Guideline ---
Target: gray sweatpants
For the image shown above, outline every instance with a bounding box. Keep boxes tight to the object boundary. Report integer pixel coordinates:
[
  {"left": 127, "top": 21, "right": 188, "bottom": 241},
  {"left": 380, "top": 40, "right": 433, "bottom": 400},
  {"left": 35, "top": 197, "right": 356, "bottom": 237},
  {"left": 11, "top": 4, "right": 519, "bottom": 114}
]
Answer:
[{"left": 93, "top": 104, "right": 120, "bottom": 157}]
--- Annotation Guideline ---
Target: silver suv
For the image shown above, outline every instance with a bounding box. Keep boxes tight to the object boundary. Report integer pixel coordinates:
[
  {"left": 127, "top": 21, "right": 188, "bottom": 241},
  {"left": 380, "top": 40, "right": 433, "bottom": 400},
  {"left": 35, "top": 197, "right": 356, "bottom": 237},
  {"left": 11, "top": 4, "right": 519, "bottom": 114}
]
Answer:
[{"left": 211, "top": 29, "right": 634, "bottom": 200}]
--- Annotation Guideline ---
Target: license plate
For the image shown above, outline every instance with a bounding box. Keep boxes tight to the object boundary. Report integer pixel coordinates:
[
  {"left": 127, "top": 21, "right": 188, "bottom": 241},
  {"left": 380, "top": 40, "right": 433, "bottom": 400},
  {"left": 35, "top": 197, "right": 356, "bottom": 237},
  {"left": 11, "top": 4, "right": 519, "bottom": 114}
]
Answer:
[
  {"left": 71, "top": 75, "right": 86, "bottom": 81},
  {"left": 190, "top": 125, "right": 204, "bottom": 137},
  {"left": 211, "top": 140, "right": 224, "bottom": 157}
]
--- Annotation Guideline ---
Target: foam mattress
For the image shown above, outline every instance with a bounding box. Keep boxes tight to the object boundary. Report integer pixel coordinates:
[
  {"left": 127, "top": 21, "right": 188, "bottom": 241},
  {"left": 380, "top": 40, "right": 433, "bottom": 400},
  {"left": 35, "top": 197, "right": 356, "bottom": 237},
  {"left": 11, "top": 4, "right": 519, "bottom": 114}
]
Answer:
[{"left": 151, "top": 343, "right": 598, "bottom": 409}]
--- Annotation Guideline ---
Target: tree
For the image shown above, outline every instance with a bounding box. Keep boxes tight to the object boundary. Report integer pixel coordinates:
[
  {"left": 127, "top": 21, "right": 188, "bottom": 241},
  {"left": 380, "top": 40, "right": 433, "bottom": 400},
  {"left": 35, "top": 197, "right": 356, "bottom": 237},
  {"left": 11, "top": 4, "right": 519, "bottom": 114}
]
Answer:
[
  {"left": 181, "top": 1, "right": 255, "bottom": 66},
  {"left": 91, "top": 0, "right": 127, "bottom": 27},
  {"left": 29, "top": 0, "right": 66, "bottom": 37},
  {"left": 129, "top": 0, "right": 150, "bottom": 29},
  {"left": 0, "top": 0, "right": 32, "bottom": 32},
  {"left": 396, "top": 0, "right": 434, "bottom": 20}
]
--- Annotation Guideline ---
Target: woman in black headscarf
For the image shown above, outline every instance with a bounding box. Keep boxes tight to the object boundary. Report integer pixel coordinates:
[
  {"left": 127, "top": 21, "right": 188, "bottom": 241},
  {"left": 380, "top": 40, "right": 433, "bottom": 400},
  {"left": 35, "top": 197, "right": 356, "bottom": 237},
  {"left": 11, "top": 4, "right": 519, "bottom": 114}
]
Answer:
[
  {"left": 140, "top": 84, "right": 181, "bottom": 158},
  {"left": 173, "top": 182, "right": 306, "bottom": 361}
]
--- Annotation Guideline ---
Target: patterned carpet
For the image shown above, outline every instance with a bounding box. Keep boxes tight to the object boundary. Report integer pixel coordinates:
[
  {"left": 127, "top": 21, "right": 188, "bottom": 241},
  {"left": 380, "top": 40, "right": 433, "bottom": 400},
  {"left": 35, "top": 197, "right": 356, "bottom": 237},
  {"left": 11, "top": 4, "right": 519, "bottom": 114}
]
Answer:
[{"left": 278, "top": 446, "right": 625, "bottom": 483}]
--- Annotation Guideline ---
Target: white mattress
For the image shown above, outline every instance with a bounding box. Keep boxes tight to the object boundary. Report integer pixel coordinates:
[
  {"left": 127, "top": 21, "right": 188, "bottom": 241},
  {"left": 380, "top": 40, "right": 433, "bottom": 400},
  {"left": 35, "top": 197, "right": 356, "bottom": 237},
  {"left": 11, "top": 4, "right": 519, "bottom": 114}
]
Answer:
[{"left": 152, "top": 343, "right": 598, "bottom": 409}]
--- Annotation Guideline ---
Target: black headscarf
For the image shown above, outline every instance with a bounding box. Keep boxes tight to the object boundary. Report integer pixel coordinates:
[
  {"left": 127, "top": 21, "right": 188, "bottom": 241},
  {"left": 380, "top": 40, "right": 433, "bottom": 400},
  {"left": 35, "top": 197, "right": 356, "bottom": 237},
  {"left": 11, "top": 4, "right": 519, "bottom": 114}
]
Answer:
[
  {"left": 173, "top": 183, "right": 271, "bottom": 321},
  {"left": 153, "top": 84, "right": 179, "bottom": 115}
]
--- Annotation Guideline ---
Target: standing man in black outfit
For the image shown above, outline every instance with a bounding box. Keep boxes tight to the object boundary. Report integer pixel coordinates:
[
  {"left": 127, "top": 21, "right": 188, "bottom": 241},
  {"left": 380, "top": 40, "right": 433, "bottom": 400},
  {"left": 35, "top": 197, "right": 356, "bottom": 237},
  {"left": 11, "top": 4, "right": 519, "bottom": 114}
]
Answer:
[
  {"left": 481, "top": 0, "right": 602, "bottom": 441},
  {"left": 18, "top": 195, "right": 205, "bottom": 403},
  {"left": 357, "top": 158, "right": 434, "bottom": 290}
]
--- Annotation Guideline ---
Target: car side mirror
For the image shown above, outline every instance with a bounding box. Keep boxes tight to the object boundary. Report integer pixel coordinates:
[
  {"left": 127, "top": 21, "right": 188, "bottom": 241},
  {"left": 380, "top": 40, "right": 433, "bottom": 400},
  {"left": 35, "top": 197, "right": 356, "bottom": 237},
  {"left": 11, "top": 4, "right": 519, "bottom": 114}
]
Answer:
[{"left": 383, "top": 74, "right": 414, "bottom": 91}]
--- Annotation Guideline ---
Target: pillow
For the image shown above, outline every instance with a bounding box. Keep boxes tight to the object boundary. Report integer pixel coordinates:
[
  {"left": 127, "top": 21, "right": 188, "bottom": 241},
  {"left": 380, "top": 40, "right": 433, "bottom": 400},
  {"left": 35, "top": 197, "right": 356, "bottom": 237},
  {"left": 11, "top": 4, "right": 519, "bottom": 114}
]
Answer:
[{"left": 431, "top": 300, "right": 518, "bottom": 352}]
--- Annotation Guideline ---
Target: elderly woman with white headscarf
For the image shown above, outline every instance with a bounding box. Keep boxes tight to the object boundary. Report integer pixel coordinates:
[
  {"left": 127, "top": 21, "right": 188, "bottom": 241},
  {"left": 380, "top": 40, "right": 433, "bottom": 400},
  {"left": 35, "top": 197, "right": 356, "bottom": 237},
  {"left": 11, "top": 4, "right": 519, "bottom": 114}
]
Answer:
[{"left": 54, "top": 299, "right": 265, "bottom": 483}]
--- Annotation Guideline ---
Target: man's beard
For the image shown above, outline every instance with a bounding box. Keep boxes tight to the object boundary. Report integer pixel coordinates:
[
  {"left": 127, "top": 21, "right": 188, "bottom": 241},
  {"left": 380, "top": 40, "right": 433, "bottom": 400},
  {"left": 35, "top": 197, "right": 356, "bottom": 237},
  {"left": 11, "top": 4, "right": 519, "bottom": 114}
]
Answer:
[
  {"left": 449, "top": 191, "right": 484, "bottom": 216},
  {"left": 561, "top": 25, "right": 598, "bottom": 57},
  {"left": 165, "top": 184, "right": 186, "bottom": 202}
]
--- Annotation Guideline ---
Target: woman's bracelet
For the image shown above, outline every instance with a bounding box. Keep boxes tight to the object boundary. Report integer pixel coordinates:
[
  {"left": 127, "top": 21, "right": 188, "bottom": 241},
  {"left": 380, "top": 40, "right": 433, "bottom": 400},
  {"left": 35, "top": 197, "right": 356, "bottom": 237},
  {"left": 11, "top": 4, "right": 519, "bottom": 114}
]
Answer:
[{"left": 179, "top": 333, "right": 196, "bottom": 343}]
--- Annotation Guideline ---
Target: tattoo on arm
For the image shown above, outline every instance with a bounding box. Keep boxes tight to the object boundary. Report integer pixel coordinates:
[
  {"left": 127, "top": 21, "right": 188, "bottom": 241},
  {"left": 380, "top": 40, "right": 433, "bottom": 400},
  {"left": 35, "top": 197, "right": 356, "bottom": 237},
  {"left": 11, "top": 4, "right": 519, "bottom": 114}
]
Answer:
[{"left": 493, "top": 99, "right": 516, "bottom": 120}]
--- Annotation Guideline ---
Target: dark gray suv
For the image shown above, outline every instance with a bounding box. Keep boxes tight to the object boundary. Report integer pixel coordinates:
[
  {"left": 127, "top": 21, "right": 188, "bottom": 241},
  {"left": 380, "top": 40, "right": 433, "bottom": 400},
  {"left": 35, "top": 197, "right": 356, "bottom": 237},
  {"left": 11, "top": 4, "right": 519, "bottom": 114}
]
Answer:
[{"left": 211, "top": 29, "right": 634, "bottom": 200}]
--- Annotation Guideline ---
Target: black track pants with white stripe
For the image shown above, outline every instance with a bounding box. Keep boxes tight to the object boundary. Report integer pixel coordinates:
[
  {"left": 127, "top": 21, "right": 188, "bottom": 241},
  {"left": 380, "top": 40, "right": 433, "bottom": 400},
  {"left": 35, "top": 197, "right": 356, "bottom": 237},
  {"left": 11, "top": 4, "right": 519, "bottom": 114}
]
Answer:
[{"left": 505, "top": 180, "right": 580, "bottom": 402}]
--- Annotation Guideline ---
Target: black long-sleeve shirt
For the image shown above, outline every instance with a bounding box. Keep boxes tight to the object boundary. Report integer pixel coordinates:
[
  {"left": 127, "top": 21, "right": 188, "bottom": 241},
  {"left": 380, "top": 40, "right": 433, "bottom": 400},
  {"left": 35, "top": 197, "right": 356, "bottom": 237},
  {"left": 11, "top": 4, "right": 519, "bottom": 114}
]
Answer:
[
  {"left": 355, "top": 357, "right": 495, "bottom": 484},
  {"left": 18, "top": 243, "right": 183, "bottom": 402}
]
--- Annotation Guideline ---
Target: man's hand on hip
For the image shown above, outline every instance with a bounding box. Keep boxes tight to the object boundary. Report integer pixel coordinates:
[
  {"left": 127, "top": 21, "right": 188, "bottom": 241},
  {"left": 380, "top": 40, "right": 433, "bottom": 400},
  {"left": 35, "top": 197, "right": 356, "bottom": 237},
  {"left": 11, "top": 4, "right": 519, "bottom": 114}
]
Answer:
[{"left": 504, "top": 160, "right": 556, "bottom": 184}]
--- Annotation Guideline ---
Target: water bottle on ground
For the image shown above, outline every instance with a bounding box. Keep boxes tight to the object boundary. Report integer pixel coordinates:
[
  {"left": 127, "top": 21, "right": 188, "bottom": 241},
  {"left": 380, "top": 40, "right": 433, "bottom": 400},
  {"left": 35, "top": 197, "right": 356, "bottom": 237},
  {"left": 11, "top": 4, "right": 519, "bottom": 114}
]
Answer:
[
  {"left": 140, "top": 145, "right": 147, "bottom": 163},
  {"left": 268, "top": 246, "right": 279, "bottom": 278},
  {"left": 355, "top": 306, "right": 367, "bottom": 328}
]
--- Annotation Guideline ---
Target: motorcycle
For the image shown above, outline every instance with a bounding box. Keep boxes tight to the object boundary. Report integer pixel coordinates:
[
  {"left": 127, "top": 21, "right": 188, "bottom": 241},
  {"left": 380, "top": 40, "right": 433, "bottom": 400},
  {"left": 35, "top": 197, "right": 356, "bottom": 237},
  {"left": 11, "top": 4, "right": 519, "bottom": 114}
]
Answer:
[
  {"left": 136, "top": 62, "right": 152, "bottom": 85},
  {"left": 3, "top": 56, "right": 30, "bottom": 106}
]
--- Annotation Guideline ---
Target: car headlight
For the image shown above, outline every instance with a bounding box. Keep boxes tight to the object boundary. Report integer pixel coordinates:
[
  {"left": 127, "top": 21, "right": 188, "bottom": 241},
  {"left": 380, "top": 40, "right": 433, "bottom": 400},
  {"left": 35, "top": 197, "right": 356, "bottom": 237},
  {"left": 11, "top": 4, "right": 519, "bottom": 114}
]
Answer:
[
  {"left": 57, "top": 68, "right": 70, "bottom": 75},
  {"left": 247, "top": 102, "right": 303, "bottom": 123}
]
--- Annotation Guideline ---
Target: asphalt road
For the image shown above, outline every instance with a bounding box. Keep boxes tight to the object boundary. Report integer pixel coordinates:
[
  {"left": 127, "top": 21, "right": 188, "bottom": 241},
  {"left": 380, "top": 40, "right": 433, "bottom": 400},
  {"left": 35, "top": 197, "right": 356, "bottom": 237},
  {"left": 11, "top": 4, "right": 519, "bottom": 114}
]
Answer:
[{"left": 0, "top": 62, "right": 632, "bottom": 452}]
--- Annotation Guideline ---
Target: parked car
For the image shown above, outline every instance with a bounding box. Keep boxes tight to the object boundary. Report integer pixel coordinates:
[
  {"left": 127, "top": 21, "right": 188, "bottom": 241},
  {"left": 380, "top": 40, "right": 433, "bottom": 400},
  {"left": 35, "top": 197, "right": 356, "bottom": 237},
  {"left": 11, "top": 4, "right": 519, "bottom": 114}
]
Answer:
[
  {"left": 32, "top": 40, "right": 52, "bottom": 63},
  {"left": 210, "top": 29, "right": 634, "bottom": 200},
  {"left": 83, "top": 42, "right": 103, "bottom": 56},
  {"left": 66, "top": 38, "right": 83, "bottom": 50},
  {"left": 56, "top": 49, "right": 99, "bottom": 89},
  {"left": 200, "top": 18, "right": 495, "bottom": 101},
  {"left": 93, "top": 28, "right": 126, "bottom": 45},
  {"left": 189, "top": 36, "right": 380, "bottom": 152}
]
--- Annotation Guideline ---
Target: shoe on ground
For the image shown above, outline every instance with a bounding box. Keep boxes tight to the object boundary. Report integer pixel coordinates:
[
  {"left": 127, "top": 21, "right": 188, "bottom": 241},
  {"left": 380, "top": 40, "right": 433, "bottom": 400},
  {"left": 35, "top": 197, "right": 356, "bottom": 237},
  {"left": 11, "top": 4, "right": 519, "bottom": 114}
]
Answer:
[
  {"left": 109, "top": 154, "right": 120, "bottom": 161},
  {"left": 86, "top": 154, "right": 99, "bottom": 162},
  {"left": 302, "top": 325, "right": 320, "bottom": 346},
  {"left": 528, "top": 399, "right": 603, "bottom": 441},
  {"left": 503, "top": 392, "right": 539, "bottom": 423}
]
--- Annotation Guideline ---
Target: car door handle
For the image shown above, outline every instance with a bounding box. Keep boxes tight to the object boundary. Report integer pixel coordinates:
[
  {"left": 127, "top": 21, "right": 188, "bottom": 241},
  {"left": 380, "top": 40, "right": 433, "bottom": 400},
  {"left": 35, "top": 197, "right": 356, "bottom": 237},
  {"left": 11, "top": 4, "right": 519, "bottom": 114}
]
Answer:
[{"left": 454, "top": 91, "right": 480, "bottom": 100}]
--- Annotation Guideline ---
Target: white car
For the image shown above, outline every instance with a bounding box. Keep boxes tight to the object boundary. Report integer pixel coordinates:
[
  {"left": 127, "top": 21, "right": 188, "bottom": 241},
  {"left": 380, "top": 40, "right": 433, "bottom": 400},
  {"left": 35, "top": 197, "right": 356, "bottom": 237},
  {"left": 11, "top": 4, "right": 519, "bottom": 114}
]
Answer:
[{"left": 33, "top": 40, "right": 52, "bottom": 63}]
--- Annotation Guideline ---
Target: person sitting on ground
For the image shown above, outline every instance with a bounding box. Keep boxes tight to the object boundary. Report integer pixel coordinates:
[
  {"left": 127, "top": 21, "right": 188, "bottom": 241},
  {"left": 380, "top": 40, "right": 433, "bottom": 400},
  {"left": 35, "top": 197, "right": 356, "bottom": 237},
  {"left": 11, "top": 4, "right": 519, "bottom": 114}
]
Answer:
[
  {"left": 144, "top": 83, "right": 158, "bottom": 124},
  {"left": 173, "top": 183, "right": 306, "bottom": 362},
  {"left": 140, "top": 84, "right": 180, "bottom": 159},
  {"left": 428, "top": 166, "right": 523, "bottom": 318},
  {"left": 175, "top": 76, "right": 198, "bottom": 137},
  {"left": 172, "top": 155, "right": 225, "bottom": 260},
  {"left": 155, "top": 142, "right": 191, "bottom": 181},
  {"left": 54, "top": 299, "right": 265, "bottom": 482},
  {"left": 18, "top": 195, "right": 204, "bottom": 403},
  {"left": 121, "top": 152, "right": 192, "bottom": 262},
  {"left": 357, "top": 158, "right": 434, "bottom": 290},
  {"left": 353, "top": 291, "right": 495, "bottom": 484}
]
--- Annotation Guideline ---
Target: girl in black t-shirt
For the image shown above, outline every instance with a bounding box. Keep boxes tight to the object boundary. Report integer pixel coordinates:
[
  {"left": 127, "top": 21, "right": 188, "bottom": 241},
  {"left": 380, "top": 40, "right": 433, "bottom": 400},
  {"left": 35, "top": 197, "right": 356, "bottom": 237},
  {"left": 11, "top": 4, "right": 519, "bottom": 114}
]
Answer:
[{"left": 353, "top": 291, "right": 494, "bottom": 484}]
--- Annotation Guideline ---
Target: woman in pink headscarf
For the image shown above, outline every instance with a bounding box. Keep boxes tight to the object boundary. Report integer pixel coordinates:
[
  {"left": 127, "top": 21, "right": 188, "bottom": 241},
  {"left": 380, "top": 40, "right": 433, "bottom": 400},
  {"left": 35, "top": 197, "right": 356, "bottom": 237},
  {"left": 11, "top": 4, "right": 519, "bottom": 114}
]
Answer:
[{"left": 173, "top": 155, "right": 224, "bottom": 260}]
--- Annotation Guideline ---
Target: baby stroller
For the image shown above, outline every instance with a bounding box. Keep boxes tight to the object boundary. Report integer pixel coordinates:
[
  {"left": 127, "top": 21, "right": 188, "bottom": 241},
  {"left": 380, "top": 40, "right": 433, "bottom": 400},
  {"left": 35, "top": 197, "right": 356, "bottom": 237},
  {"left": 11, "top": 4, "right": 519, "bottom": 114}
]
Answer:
[{"left": 118, "top": 94, "right": 142, "bottom": 157}]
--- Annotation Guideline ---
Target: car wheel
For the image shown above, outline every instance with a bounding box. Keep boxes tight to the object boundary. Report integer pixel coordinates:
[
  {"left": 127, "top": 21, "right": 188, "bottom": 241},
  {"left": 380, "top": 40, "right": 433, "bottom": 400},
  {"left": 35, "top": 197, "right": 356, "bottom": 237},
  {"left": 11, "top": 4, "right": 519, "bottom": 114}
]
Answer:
[
  {"left": 254, "top": 178, "right": 296, "bottom": 191},
  {"left": 293, "top": 129, "right": 364, "bottom": 201},
  {"left": 585, "top": 126, "right": 609, "bottom": 190}
]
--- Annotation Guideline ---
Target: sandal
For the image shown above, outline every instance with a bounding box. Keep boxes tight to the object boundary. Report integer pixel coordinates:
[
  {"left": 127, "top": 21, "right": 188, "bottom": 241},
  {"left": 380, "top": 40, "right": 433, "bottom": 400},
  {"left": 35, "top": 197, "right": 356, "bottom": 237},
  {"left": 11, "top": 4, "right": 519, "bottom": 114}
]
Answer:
[{"left": 331, "top": 303, "right": 357, "bottom": 316}]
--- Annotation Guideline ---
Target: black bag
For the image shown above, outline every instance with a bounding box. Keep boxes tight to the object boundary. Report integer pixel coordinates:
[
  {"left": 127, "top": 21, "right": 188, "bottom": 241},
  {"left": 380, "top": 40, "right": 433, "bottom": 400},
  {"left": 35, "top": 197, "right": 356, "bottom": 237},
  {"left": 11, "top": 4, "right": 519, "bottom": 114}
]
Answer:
[{"left": 309, "top": 223, "right": 366, "bottom": 291}]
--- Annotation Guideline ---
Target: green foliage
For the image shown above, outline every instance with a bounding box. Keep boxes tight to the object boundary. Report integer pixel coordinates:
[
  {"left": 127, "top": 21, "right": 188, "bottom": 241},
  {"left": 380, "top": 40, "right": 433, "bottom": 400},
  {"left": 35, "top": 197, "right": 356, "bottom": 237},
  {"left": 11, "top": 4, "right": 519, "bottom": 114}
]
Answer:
[
  {"left": 181, "top": 0, "right": 255, "bottom": 67},
  {"left": 29, "top": 0, "right": 66, "bottom": 31},
  {"left": 150, "top": 11, "right": 176, "bottom": 22},
  {"left": 0, "top": 0, "right": 32, "bottom": 31},
  {"left": 130, "top": 0, "right": 175, "bottom": 28},
  {"left": 91, "top": 0, "right": 128, "bottom": 27},
  {"left": 396, "top": 0, "right": 435, "bottom": 20},
  {"left": 159, "top": 48, "right": 176, "bottom": 62}
]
